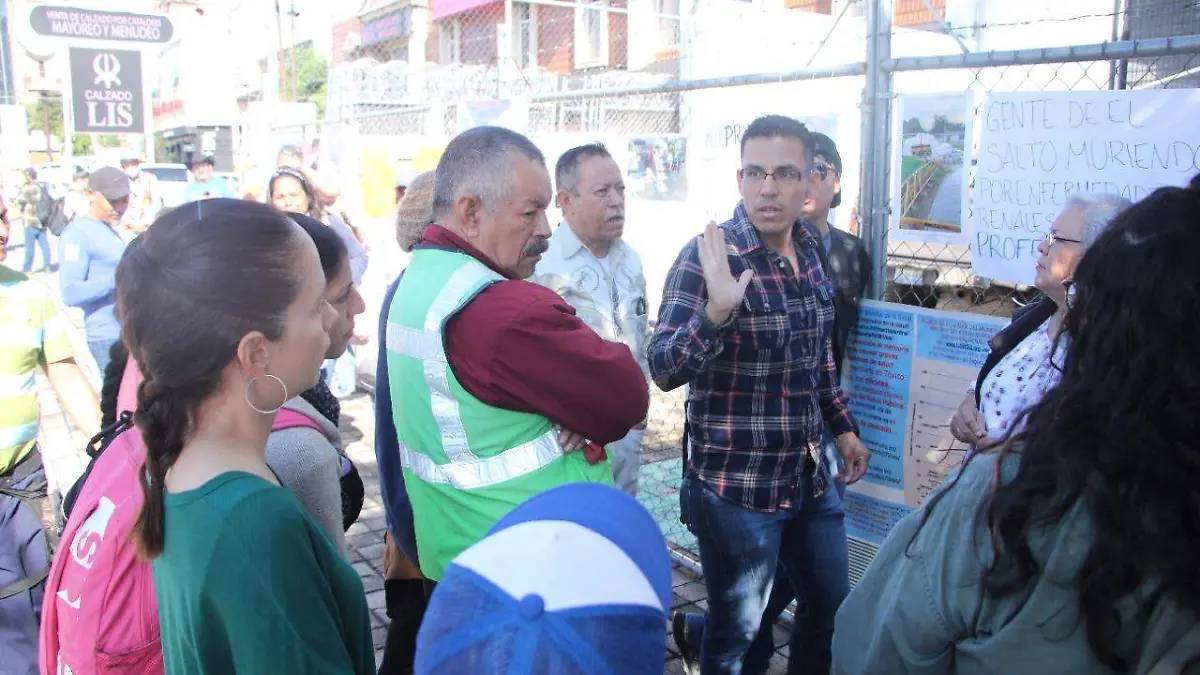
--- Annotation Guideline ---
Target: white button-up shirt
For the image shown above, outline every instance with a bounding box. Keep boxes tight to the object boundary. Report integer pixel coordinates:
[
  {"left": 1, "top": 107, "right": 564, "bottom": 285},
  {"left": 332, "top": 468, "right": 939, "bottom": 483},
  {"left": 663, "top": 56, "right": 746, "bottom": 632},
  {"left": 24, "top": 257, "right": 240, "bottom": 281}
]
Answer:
[{"left": 533, "top": 223, "right": 651, "bottom": 381}]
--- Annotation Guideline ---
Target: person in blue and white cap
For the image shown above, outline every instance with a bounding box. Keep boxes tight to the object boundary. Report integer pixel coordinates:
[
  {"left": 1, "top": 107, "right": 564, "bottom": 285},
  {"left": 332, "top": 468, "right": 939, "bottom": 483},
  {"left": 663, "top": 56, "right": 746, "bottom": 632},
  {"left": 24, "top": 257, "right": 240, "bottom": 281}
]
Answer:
[{"left": 415, "top": 482, "right": 671, "bottom": 674}]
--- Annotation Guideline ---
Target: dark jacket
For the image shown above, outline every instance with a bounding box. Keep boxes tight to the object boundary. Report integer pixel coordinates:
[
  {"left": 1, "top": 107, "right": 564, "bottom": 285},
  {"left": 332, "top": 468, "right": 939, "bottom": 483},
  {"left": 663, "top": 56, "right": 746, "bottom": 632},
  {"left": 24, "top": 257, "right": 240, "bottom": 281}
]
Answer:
[
  {"left": 973, "top": 297, "right": 1057, "bottom": 408},
  {"left": 815, "top": 226, "right": 872, "bottom": 370},
  {"left": 375, "top": 276, "right": 420, "bottom": 563}
]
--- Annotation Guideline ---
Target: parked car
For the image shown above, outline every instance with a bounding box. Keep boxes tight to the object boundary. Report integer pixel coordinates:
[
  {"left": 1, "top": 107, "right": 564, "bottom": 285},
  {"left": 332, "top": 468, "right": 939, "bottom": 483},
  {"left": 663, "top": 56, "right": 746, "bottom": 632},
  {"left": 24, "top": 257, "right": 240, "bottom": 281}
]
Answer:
[{"left": 140, "top": 163, "right": 190, "bottom": 207}]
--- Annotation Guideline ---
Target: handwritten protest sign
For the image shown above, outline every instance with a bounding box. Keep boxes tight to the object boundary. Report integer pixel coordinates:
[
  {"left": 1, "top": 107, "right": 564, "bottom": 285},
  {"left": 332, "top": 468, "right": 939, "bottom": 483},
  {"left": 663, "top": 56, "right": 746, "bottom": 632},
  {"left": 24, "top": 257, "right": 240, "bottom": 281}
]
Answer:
[{"left": 971, "top": 90, "right": 1200, "bottom": 284}]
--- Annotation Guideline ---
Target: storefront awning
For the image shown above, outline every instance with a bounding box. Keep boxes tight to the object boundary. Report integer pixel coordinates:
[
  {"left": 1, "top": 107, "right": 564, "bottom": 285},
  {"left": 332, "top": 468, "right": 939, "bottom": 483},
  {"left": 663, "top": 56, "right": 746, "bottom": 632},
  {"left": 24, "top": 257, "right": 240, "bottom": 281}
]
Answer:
[{"left": 431, "top": 0, "right": 499, "bottom": 21}]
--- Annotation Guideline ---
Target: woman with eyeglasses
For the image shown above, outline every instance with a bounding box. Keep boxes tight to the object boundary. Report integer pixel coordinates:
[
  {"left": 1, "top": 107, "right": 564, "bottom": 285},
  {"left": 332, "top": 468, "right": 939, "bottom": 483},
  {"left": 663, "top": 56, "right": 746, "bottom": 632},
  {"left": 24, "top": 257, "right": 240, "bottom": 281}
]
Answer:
[
  {"left": 949, "top": 194, "right": 1128, "bottom": 450},
  {"left": 834, "top": 174, "right": 1200, "bottom": 674}
]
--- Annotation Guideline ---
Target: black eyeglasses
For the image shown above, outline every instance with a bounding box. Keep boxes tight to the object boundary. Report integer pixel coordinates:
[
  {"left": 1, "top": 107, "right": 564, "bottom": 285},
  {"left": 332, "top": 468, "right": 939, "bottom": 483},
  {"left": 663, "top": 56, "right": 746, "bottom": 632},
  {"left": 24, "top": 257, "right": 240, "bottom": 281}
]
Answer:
[
  {"left": 812, "top": 161, "right": 835, "bottom": 182},
  {"left": 741, "top": 167, "right": 806, "bottom": 185},
  {"left": 1045, "top": 231, "right": 1083, "bottom": 247}
]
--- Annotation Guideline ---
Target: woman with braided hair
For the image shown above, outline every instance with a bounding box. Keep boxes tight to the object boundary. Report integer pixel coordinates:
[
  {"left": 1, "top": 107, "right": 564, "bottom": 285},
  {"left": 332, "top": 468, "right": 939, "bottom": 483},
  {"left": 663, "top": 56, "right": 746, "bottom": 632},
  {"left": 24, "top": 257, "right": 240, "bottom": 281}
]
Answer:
[
  {"left": 41, "top": 204, "right": 375, "bottom": 675},
  {"left": 118, "top": 199, "right": 373, "bottom": 674}
]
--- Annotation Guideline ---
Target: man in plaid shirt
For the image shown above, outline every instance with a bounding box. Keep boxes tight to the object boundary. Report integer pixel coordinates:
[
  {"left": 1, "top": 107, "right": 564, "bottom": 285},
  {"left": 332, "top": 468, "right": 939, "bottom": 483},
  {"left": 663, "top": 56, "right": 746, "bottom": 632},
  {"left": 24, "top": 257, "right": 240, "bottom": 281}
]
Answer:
[{"left": 649, "top": 115, "right": 870, "bottom": 675}]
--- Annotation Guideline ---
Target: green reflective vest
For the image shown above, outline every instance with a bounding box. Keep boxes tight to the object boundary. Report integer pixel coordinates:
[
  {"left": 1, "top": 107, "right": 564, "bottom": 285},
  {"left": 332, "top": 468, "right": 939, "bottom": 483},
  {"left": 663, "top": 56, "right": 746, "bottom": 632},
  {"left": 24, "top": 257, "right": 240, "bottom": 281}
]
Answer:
[{"left": 386, "top": 247, "right": 613, "bottom": 580}]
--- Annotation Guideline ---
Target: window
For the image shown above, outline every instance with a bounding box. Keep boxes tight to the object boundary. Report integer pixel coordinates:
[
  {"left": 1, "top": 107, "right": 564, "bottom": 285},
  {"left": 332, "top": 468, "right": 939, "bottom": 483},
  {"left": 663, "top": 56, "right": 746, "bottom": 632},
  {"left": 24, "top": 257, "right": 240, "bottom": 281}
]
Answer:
[
  {"left": 513, "top": 3, "right": 538, "bottom": 70},
  {"left": 656, "top": 0, "right": 680, "bottom": 50},
  {"left": 439, "top": 18, "right": 461, "bottom": 64},
  {"left": 575, "top": 0, "right": 609, "bottom": 69}
]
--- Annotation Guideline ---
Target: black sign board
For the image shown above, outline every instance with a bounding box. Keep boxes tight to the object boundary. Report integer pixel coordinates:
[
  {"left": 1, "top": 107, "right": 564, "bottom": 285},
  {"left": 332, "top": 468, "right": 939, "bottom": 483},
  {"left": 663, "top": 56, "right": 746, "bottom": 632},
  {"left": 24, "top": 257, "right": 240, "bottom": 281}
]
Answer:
[
  {"left": 31, "top": 6, "right": 173, "bottom": 44},
  {"left": 69, "top": 48, "right": 145, "bottom": 134}
]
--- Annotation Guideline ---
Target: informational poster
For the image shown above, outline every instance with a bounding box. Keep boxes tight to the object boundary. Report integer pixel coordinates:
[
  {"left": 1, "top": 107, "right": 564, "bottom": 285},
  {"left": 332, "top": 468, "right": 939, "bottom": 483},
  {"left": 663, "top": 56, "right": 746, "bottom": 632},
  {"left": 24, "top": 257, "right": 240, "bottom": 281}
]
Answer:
[
  {"left": 841, "top": 300, "right": 1006, "bottom": 545},
  {"left": 971, "top": 90, "right": 1200, "bottom": 284},
  {"left": 69, "top": 47, "right": 145, "bottom": 134},
  {"left": 889, "top": 93, "right": 973, "bottom": 244}
]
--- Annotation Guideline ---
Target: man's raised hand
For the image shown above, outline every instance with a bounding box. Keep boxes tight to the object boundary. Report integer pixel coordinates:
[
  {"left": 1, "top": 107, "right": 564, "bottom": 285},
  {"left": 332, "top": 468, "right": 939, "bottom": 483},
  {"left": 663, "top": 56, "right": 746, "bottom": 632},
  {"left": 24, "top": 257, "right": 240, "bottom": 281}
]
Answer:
[{"left": 699, "top": 221, "right": 752, "bottom": 325}]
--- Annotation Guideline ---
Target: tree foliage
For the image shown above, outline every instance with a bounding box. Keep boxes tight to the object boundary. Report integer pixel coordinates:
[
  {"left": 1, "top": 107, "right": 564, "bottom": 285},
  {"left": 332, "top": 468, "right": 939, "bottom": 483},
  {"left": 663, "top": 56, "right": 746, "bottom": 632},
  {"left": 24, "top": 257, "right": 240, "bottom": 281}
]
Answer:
[{"left": 286, "top": 44, "right": 328, "bottom": 116}]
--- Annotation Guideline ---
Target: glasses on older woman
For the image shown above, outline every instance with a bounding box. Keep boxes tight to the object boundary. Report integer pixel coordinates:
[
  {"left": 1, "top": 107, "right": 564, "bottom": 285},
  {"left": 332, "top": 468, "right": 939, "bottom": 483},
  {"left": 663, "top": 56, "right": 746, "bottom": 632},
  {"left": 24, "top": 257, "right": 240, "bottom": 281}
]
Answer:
[{"left": 1045, "top": 230, "right": 1083, "bottom": 247}]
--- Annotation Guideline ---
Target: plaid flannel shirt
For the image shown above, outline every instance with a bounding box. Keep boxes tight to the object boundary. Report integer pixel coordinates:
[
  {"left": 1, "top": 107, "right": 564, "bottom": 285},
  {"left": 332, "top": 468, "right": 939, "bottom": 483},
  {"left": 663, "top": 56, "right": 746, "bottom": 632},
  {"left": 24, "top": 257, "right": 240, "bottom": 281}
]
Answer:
[{"left": 648, "top": 203, "right": 857, "bottom": 512}]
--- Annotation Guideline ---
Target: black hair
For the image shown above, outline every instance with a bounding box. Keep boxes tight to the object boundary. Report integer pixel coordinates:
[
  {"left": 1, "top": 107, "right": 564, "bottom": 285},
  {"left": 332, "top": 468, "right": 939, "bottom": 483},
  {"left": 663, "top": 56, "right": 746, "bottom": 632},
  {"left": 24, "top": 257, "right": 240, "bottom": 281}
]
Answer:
[
  {"left": 25, "top": 167, "right": 37, "bottom": 180},
  {"left": 118, "top": 199, "right": 309, "bottom": 560},
  {"left": 268, "top": 168, "right": 321, "bottom": 220},
  {"left": 740, "top": 115, "right": 814, "bottom": 163},
  {"left": 913, "top": 173, "right": 1200, "bottom": 670},
  {"left": 288, "top": 212, "right": 347, "bottom": 282},
  {"left": 100, "top": 340, "right": 131, "bottom": 428},
  {"left": 73, "top": 167, "right": 91, "bottom": 182},
  {"left": 554, "top": 143, "right": 611, "bottom": 195}
]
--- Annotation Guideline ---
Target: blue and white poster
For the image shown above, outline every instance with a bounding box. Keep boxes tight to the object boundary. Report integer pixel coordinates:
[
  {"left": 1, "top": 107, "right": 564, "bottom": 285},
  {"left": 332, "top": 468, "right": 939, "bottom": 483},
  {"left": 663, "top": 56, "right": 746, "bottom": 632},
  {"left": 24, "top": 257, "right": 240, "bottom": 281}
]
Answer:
[{"left": 841, "top": 300, "right": 1006, "bottom": 545}]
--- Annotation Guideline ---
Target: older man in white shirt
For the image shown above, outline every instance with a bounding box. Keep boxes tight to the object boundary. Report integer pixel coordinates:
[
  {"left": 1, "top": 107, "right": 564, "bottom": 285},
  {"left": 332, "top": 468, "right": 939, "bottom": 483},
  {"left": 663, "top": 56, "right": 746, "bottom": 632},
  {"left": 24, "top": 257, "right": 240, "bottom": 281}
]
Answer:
[{"left": 534, "top": 143, "right": 651, "bottom": 495}]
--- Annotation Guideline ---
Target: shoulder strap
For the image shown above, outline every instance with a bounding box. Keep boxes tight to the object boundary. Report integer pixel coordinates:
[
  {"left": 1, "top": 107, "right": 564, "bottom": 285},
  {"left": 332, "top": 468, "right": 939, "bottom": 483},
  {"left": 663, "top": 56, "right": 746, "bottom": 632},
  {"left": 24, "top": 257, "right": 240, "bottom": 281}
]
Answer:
[
  {"left": 272, "top": 408, "right": 325, "bottom": 434},
  {"left": 62, "top": 412, "right": 135, "bottom": 521}
]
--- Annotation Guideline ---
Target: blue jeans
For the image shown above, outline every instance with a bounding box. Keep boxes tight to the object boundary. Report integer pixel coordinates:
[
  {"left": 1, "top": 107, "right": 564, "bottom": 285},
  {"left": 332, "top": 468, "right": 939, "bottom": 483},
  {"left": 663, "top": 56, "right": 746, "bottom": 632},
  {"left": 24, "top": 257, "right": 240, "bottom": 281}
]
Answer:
[
  {"left": 682, "top": 467, "right": 849, "bottom": 675},
  {"left": 89, "top": 338, "right": 117, "bottom": 377},
  {"left": 22, "top": 226, "right": 50, "bottom": 272}
]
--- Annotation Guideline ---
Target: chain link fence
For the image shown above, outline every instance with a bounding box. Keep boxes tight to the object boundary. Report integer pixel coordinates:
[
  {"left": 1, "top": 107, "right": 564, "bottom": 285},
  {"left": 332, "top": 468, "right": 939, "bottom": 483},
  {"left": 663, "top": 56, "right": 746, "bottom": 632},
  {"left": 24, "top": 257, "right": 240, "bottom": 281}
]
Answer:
[{"left": 262, "top": 0, "right": 1200, "bottom": 574}]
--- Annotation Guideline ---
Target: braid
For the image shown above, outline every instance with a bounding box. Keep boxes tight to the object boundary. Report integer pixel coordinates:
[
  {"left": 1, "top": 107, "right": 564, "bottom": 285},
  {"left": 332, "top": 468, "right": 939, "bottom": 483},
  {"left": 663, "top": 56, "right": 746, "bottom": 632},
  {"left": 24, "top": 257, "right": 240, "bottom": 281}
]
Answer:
[
  {"left": 132, "top": 373, "right": 193, "bottom": 560},
  {"left": 99, "top": 340, "right": 130, "bottom": 427}
]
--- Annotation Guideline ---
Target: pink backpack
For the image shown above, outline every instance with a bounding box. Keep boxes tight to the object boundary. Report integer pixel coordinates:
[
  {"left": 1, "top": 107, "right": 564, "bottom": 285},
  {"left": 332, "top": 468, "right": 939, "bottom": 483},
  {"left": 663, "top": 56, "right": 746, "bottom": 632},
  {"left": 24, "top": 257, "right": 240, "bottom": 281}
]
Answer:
[{"left": 39, "top": 362, "right": 323, "bottom": 675}]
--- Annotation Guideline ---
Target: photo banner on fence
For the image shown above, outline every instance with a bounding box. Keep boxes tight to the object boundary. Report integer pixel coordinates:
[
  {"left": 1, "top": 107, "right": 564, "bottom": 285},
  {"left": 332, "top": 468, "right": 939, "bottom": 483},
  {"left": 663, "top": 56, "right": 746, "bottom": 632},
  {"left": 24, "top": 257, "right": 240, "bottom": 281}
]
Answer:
[
  {"left": 889, "top": 93, "right": 973, "bottom": 245},
  {"left": 971, "top": 89, "right": 1200, "bottom": 284},
  {"left": 693, "top": 113, "right": 840, "bottom": 221},
  {"left": 841, "top": 300, "right": 1005, "bottom": 545}
]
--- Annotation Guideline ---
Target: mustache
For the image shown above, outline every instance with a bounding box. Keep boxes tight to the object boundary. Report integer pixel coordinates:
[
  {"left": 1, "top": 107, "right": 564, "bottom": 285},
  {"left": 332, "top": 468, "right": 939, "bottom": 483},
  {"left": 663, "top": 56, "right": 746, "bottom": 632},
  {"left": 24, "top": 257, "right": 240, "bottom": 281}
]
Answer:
[
  {"left": 607, "top": 213, "right": 625, "bottom": 222},
  {"left": 522, "top": 238, "right": 550, "bottom": 258}
]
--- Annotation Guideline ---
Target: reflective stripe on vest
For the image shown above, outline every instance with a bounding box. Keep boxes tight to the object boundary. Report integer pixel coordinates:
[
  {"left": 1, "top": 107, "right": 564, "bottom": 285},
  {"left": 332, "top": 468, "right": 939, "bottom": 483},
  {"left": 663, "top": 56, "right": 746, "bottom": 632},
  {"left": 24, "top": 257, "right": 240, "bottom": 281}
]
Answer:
[
  {"left": 386, "top": 257, "right": 567, "bottom": 489},
  {"left": 388, "top": 261, "right": 498, "bottom": 464},
  {"left": 398, "top": 429, "right": 562, "bottom": 490}
]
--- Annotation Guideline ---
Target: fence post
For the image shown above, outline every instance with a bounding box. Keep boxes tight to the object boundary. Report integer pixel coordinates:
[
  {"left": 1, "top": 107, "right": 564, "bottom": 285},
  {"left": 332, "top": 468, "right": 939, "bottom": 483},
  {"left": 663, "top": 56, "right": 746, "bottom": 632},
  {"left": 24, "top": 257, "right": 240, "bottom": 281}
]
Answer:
[{"left": 861, "top": 0, "right": 893, "bottom": 301}]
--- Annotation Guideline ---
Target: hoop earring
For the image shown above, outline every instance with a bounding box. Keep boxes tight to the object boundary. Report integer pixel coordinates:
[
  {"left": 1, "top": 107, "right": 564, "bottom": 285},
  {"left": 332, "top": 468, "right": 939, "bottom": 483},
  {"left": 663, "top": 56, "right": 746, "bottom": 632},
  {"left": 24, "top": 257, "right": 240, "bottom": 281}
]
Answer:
[{"left": 245, "top": 374, "right": 289, "bottom": 415}]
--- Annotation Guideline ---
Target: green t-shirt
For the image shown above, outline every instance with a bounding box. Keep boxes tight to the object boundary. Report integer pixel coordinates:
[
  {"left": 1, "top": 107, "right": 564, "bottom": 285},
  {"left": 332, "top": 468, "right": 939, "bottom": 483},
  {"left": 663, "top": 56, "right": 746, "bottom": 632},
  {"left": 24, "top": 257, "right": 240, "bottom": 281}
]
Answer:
[{"left": 153, "top": 472, "right": 374, "bottom": 675}]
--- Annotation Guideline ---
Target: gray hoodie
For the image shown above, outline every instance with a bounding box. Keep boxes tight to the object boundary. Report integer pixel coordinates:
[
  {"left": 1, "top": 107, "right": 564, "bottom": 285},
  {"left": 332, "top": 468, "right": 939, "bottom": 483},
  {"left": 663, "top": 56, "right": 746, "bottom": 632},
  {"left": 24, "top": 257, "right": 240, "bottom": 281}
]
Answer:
[
  {"left": 265, "top": 396, "right": 348, "bottom": 558},
  {"left": 833, "top": 451, "right": 1198, "bottom": 674}
]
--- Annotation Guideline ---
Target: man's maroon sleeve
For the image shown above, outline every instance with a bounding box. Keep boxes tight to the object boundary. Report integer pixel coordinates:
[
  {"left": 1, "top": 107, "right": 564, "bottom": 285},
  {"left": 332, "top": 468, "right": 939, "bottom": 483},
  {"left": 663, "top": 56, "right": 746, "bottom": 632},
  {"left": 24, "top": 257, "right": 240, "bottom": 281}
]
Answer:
[{"left": 444, "top": 281, "right": 649, "bottom": 445}]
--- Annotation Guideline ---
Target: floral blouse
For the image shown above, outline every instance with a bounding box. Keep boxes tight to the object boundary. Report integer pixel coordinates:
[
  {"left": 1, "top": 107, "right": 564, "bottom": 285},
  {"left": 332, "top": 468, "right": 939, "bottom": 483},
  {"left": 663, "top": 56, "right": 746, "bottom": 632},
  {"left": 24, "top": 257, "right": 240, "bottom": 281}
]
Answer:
[{"left": 979, "top": 317, "right": 1067, "bottom": 439}]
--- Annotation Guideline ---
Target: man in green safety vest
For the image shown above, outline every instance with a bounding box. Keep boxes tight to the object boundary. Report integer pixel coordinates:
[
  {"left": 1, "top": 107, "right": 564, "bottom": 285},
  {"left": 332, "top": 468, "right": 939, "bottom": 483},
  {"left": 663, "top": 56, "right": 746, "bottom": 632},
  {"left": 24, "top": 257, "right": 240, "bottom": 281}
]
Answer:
[{"left": 383, "top": 126, "right": 650, "bottom": 583}]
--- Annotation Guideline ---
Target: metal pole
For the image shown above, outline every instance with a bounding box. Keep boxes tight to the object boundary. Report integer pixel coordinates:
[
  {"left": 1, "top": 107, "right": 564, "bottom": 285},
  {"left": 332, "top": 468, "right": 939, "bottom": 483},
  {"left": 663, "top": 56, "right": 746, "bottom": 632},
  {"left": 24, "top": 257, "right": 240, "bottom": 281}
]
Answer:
[
  {"left": 503, "top": 0, "right": 514, "bottom": 98},
  {"left": 38, "top": 61, "right": 53, "bottom": 160},
  {"left": 862, "top": 0, "right": 892, "bottom": 301},
  {"left": 1114, "top": 0, "right": 1130, "bottom": 90},
  {"left": 275, "top": 0, "right": 288, "bottom": 101},
  {"left": 62, "top": 87, "right": 73, "bottom": 162},
  {"left": 142, "top": 51, "right": 155, "bottom": 161},
  {"left": 289, "top": 0, "right": 298, "bottom": 103},
  {"left": 882, "top": 34, "right": 1200, "bottom": 72}
]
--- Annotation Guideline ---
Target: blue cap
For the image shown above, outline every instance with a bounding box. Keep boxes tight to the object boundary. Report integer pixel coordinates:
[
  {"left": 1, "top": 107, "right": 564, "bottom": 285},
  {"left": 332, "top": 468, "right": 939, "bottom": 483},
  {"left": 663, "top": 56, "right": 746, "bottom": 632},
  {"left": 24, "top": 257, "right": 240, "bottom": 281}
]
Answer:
[{"left": 415, "top": 483, "right": 672, "bottom": 674}]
